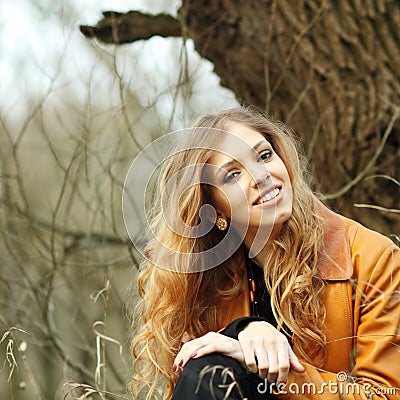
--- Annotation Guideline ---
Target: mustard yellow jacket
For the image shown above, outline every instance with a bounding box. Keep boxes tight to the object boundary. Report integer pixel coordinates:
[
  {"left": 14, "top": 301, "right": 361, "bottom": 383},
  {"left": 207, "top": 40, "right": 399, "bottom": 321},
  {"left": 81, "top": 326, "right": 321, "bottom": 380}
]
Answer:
[{"left": 219, "top": 206, "right": 400, "bottom": 399}]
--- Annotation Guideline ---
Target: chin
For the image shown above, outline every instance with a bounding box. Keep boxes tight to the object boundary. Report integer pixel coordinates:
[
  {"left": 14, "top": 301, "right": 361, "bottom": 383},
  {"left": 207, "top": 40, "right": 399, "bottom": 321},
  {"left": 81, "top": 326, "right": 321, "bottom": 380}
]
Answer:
[{"left": 274, "top": 208, "right": 292, "bottom": 225}]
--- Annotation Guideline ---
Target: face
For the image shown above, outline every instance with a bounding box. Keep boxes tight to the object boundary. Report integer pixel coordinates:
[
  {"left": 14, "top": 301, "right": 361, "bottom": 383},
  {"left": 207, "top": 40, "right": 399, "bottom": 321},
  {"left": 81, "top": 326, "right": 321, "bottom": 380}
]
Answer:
[{"left": 206, "top": 122, "right": 293, "bottom": 249}]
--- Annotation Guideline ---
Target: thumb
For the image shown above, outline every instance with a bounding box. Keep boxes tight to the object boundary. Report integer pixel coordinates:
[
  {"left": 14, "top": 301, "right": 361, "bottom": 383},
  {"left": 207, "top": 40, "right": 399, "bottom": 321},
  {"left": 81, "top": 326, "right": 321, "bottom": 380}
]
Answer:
[{"left": 289, "top": 348, "right": 305, "bottom": 373}]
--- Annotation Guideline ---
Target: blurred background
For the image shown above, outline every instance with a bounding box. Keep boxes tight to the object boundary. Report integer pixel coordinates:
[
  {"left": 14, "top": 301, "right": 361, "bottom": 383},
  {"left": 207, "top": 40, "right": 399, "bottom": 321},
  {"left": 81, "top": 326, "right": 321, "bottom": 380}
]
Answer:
[
  {"left": 0, "top": 1, "right": 237, "bottom": 399},
  {"left": 0, "top": 0, "right": 399, "bottom": 399}
]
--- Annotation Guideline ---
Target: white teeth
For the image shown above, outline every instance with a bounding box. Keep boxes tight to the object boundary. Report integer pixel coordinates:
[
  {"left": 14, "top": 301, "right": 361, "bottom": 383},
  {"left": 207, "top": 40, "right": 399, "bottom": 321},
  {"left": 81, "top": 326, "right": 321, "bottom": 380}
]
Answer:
[{"left": 257, "top": 188, "right": 280, "bottom": 204}]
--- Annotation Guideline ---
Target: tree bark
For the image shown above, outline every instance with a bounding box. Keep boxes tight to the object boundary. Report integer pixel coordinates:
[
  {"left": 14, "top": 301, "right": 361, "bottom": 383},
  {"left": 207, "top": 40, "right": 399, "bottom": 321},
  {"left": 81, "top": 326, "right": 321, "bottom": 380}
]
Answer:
[{"left": 80, "top": 1, "right": 400, "bottom": 235}]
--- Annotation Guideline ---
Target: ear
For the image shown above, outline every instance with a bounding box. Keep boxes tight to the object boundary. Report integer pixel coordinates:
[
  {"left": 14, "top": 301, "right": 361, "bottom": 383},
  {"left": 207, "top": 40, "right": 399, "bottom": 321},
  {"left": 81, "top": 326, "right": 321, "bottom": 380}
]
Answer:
[{"left": 205, "top": 214, "right": 216, "bottom": 224}]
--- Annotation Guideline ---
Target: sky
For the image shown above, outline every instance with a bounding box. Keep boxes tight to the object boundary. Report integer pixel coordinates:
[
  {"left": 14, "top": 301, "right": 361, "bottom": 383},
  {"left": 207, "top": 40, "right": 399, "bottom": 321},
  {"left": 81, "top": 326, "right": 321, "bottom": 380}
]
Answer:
[{"left": 0, "top": 0, "right": 238, "bottom": 128}]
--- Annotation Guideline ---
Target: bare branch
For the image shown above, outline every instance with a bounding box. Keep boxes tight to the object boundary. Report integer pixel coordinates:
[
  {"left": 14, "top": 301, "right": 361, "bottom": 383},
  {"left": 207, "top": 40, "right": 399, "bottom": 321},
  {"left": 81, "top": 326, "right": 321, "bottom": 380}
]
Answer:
[
  {"left": 353, "top": 204, "right": 400, "bottom": 214},
  {"left": 80, "top": 11, "right": 181, "bottom": 44}
]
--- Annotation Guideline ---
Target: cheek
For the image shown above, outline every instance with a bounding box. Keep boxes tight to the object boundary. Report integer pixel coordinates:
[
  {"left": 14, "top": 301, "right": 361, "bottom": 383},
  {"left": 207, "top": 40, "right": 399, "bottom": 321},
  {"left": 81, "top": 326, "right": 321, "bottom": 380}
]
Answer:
[
  {"left": 213, "top": 184, "right": 249, "bottom": 217},
  {"left": 284, "top": 169, "right": 293, "bottom": 192},
  {"left": 282, "top": 161, "right": 291, "bottom": 181},
  {"left": 212, "top": 189, "right": 231, "bottom": 216}
]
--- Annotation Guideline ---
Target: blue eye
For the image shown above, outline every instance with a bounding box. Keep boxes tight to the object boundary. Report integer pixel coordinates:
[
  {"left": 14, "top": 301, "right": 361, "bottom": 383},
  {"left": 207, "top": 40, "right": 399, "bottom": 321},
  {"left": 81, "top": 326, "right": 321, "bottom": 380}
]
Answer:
[
  {"left": 258, "top": 150, "right": 273, "bottom": 162},
  {"left": 223, "top": 171, "right": 240, "bottom": 183}
]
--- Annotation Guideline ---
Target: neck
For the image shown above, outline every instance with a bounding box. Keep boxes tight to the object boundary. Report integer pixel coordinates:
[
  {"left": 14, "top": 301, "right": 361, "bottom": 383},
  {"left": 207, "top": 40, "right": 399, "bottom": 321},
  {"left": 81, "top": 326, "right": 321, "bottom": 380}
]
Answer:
[
  {"left": 249, "top": 245, "right": 269, "bottom": 268},
  {"left": 243, "top": 223, "right": 282, "bottom": 268}
]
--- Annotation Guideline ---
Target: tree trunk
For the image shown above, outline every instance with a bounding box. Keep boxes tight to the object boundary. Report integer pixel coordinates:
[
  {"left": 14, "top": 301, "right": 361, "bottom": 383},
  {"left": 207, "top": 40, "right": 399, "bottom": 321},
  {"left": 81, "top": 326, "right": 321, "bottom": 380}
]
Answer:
[{"left": 80, "top": 0, "right": 400, "bottom": 235}]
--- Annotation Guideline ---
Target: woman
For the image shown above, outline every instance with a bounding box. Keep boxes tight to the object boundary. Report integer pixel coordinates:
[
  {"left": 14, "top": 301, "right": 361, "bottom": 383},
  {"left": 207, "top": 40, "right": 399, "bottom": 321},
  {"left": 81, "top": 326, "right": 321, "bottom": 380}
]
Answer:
[{"left": 130, "top": 107, "right": 400, "bottom": 399}]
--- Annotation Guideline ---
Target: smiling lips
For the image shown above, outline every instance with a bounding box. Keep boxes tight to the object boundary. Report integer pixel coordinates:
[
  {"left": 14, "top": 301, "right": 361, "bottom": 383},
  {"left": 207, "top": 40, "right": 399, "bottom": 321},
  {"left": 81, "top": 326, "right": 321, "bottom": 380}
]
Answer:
[{"left": 254, "top": 186, "right": 281, "bottom": 205}]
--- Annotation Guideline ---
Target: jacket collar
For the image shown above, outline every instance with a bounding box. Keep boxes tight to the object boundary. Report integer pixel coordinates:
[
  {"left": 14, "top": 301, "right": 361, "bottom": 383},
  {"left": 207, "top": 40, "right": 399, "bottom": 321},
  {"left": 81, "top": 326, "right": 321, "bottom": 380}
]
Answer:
[{"left": 315, "top": 201, "right": 353, "bottom": 280}]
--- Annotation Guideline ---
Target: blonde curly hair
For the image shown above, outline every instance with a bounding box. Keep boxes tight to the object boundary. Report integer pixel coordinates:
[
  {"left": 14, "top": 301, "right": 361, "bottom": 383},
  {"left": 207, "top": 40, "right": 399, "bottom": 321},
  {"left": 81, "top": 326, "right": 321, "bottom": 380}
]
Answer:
[{"left": 130, "top": 107, "right": 326, "bottom": 399}]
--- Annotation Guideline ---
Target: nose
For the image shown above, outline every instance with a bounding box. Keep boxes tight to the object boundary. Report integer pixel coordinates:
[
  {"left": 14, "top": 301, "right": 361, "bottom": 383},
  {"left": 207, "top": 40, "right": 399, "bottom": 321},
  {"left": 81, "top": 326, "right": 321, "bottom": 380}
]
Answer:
[{"left": 250, "top": 163, "right": 271, "bottom": 188}]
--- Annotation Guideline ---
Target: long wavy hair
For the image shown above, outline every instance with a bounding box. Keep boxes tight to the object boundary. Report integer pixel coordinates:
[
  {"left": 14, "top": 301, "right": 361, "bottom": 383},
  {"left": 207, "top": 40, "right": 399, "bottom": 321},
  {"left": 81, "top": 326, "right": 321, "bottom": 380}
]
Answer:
[{"left": 130, "top": 107, "right": 326, "bottom": 399}]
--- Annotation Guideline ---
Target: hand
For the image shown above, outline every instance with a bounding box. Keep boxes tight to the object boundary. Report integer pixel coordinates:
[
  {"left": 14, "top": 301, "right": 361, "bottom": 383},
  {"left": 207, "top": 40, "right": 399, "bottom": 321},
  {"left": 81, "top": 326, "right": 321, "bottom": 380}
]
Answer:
[
  {"left": 172, "top": 331, "right": 244, "bottom": 373},
  {"left": 238, "top": 321, "right": 305, "bottom": 384}
]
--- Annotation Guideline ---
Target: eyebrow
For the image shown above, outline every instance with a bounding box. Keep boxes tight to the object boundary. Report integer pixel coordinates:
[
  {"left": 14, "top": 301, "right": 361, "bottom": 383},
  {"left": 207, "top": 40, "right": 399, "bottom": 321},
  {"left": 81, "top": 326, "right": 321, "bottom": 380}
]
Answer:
[{"left": 216, "top": 140, "right": 267, "bottom": 178}]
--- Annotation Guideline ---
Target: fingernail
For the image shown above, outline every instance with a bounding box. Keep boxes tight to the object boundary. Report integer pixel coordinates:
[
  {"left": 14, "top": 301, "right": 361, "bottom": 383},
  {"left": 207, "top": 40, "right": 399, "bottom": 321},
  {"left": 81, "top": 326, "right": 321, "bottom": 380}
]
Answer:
[
  {"left": 172, "top": 365, "right": 177, "bottom": 372},
  {"left": 191, "top": 352, "right": 197, "bottom": 358},
  {"left": 178, "top": 359, "right": 183, "bottom": 367}
]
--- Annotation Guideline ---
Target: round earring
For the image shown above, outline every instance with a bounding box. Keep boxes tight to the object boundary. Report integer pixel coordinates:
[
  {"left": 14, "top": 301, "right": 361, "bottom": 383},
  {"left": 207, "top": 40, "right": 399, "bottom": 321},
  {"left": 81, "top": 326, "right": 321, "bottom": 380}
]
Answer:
[{"left": 215, "top": 216, "right": 228, "bottom": 231}]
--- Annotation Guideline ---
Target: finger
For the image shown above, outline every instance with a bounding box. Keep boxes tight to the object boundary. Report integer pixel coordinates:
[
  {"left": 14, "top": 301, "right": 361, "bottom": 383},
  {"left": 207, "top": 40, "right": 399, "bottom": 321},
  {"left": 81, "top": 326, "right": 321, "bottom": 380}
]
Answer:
[
  {"left": 191, "top": 342, "right": 220, "bottom": 359},
  {"left": 254, "top": 350, "right": 269, "bottom": 379},
  {"left": 173, "top": 332, "right": 237, "bottom": 371},
  {"left": 194, "top": 338, "right": 243, "bottom": 361},
  {"left": 275, "top": 351, "right": 290, "bottom": 384},
  {"left": 239, "top": 340, "right": 258, "bottom": 373},
  {"left": 265, "top": 348, "right": 279, "bottom": 383},
  {"left": 265, "top": 337, "right": 291, "bottom": 384},
  {"left": 173, "top": 340, "right": 202, "bottom": 369},
  {"left": 288, "top": 347, "right": 305, "bottom": 373}
]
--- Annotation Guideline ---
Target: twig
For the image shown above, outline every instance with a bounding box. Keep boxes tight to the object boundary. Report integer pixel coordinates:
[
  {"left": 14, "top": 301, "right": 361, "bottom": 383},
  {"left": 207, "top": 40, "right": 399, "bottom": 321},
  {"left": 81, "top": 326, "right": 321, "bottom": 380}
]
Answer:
[{"left": 353, "top": 204, "right": 400, "bottom": 214}]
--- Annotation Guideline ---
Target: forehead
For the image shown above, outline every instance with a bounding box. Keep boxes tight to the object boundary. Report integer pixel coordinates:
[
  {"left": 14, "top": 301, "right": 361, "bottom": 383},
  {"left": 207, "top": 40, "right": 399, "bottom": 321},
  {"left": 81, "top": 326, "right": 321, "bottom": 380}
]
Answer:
[{"left": 207, "top": 122, "right": 269, "bottom": 166}]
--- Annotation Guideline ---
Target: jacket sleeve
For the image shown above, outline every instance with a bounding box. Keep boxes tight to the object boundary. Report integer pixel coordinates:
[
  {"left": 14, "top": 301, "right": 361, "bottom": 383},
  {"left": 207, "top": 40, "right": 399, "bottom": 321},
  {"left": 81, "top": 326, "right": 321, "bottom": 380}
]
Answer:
[
  {"left": 275, "top": 243, "right": 400, "bottom": 400},
  {"left": 220, "top": 316, "right": 270, "bottom": 338}
]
